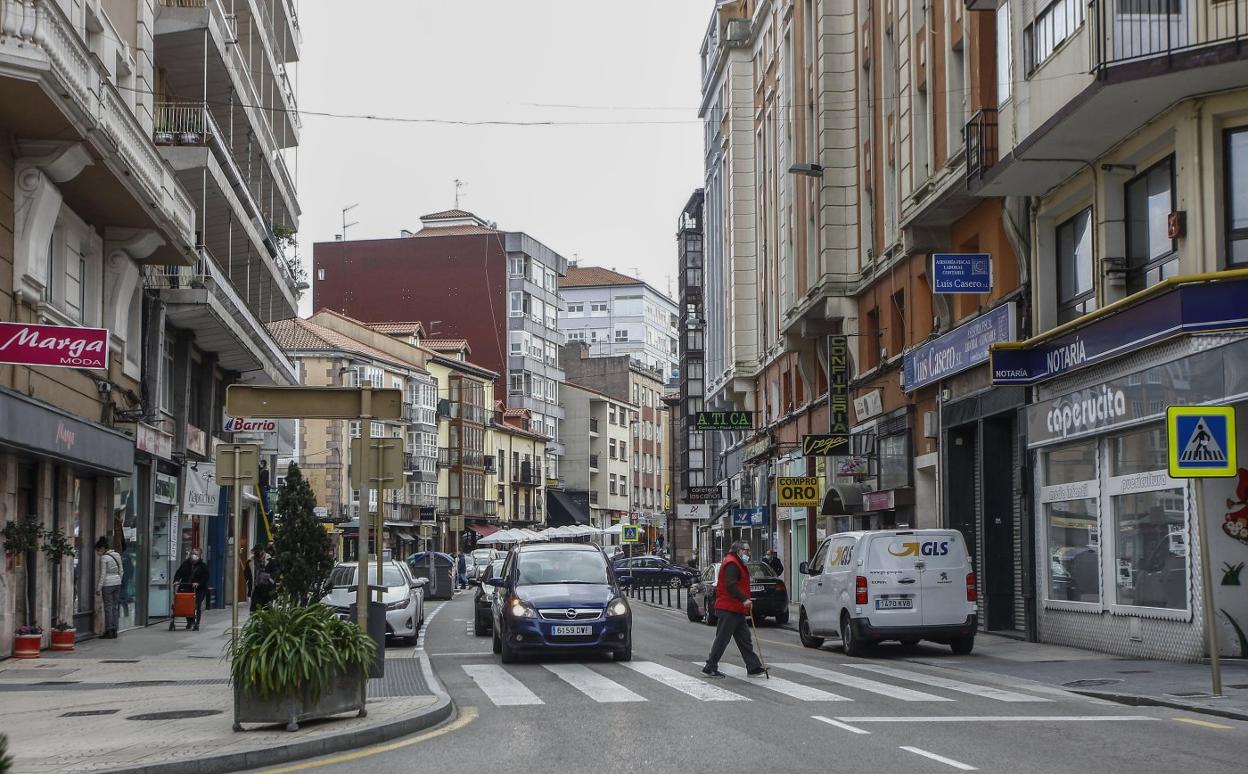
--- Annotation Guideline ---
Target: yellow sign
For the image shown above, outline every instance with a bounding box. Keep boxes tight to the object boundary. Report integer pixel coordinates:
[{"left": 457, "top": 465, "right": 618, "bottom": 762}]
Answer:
[
  {"left": 1167, "top": 406, "right": 1237, "bottom": 478},
  {"left": 777, "top": 476, "right": 820, "bottom": 507},
  {"left": 621, "top": 524, "right": 640, "bottom": 543}
]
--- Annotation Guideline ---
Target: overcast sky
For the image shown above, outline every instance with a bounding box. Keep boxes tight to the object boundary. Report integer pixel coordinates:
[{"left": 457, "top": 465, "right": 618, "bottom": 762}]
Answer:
[{"left": 294, "top": 0, "right": 711, "bottom": 315}]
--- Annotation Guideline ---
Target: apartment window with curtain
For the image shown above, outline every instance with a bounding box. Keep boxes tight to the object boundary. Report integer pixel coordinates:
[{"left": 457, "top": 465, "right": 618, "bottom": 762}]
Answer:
[
  {"left": 1125, "top": 156, "right": 1178, "bottom": 294},
  {"left": 1057, "top": 207, "right": 1095, "bottom": 323},
  {"left": 1226, "top": 127, "right": 1248, "bottom": 266}
]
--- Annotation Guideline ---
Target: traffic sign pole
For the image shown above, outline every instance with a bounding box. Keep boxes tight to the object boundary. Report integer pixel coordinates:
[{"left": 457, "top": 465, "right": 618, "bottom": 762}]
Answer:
[{"left": 1194, "top": 477, "right": 1222, "bottom": 697}]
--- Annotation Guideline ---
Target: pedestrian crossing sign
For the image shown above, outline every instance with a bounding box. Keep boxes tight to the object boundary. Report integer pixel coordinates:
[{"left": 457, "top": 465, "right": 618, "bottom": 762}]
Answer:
[
  {"left": 621, "top": 524, "right": 640, "bottom": 543},
  {"left": 1167, "top": 406, "right": 1236, "bottom": 478}
]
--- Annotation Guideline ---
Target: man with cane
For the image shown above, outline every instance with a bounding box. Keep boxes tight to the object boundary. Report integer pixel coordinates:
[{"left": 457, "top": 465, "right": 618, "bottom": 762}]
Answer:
[{"left": 701, "top": 541, "right": 767, "bottom": 678}]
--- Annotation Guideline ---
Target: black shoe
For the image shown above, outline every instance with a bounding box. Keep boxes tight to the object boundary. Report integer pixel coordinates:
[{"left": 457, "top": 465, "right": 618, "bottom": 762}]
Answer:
[
  {"left": 185, "top": 622, "right": 193, "bottom": 630},
  {"left": 192, "top": 623, "right": 199, "bottom": 631},
  {"left": 747, "top": 668, "right": 767, "bottom": 677},
  {"left": 701, "top": 666, "right": 725, "bottom": 678}
]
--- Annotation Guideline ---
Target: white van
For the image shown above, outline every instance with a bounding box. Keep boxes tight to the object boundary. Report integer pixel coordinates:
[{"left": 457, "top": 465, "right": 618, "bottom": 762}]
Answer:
[{"left": 797, "top": 529, "right": 977, "bottom": 656}]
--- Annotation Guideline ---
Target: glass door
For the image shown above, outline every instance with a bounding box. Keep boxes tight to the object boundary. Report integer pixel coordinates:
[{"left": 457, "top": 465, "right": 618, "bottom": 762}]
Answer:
[{"left": 72, "top": 478, "right": 96, "bottom": 634}]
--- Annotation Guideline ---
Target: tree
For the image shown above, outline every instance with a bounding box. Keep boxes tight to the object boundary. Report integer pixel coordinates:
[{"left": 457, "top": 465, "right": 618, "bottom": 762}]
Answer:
[
  {"left": 272, "top": 463, "right": 334, "bottom": 606},
  {"left": 2, "top": 516, "right": 43, "bottom": 630}
]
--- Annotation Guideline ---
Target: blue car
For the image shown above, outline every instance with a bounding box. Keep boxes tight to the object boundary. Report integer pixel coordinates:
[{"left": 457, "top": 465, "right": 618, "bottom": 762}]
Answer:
[{"left": 488, "top": 542, "right": 632, "bottom": 663}]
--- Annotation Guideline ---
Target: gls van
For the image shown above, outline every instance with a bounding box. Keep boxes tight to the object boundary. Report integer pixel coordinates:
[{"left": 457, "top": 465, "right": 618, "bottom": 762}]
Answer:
[{"left": 797, "top": 529, "right": 977, "bottom": 656}]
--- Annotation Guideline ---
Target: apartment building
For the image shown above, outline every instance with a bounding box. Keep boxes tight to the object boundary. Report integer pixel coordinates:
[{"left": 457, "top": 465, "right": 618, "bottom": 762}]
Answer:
[
  {"left": 672, "top": 190, "right": 708, "bottom": 564},
  {"left": 313, "top": 209, "right": 568, "bottom": 483},
  {"left": 558, "top": 266, "right": 680, "bottom": 383},
  {"left": 963, "top": 0, "right": 1248, "bottom": 660},
  {"left": 489, "top": 409, "right": 548, "bottom": 529},
  {"left": 560, "top": 383, "right": 637, "bottom": 532}
]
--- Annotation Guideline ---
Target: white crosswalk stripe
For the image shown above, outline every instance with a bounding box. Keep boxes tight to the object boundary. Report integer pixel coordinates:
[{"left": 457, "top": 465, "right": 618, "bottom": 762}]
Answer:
[
  {"left": 542, "top": 664, "right": 646, "bottom": 703},
  {"left": 772, "top": 663, "right": 953, "bottom": 702},
  {"left": 619, "top": 661, "right": 749, "bottom": 702},
  {"left": 710, "top": 663, "right": 851, "bottom": 701},
  {"left": 462, "top": 664, "right": 544, "bottom": 706},
  {"left": 844, "top": 664, "right": 1051, "bottom": 703}
]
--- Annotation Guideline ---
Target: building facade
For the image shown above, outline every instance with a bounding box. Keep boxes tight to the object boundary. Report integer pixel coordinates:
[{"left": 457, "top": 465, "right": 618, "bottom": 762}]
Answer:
[
  {"left": 489, "top": 410, "right": 548, "bottom": 530},
  {"left": 559, "top": 383, "right": 637, "bottom": 535},
  {"left": 558, "top": 266, "right": 680, "bottom": 384}
]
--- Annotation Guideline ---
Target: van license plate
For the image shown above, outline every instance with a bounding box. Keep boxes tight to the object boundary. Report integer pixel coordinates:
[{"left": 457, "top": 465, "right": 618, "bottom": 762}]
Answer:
[
  {"left": 875, "top": 599, "right": 913, "bottom": 610},
  {"left": 551, "top": 625, "right": 592, "bottom": 636}
]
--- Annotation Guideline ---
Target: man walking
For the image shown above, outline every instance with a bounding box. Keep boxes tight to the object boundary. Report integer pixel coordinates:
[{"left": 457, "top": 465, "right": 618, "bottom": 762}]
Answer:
[
  {"left": 702, "top": 541, "right": 765, "bottom": 678},
  {"left": 172, "top": 549, "right": 209, "bottom": 630},
  {"left": 765, "top": 549, "right": 783, "bottom": 577}
]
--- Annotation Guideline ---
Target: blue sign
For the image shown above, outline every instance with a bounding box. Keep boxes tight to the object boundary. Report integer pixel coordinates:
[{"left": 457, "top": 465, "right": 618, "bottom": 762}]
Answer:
[
  {"left": 992, "top": 275, "right": 1248, "bottom": 386},
  {"left": 731, "top": 507, "right": 768, "bottom": 528},
  {"left": 932, "top": 253, "right": 992, "bottom": 294},
  {"left": 902, "top": 303, "right": 1016, "bottom": 392}
]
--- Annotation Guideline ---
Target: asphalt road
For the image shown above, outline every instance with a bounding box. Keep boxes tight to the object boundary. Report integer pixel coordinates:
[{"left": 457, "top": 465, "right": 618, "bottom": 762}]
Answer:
[{"left": 259, "top": 591, "right": 1248, "bottom": 774}]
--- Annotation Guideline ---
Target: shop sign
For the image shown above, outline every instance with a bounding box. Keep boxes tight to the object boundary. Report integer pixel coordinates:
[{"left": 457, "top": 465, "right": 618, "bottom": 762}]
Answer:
[
  {"left": 224, "top": 416, "right": 278, "bottom": 433},
  {"left": 731, "top": 506, "right": 768, "bottom": 527},
  {"left": 1039, "top": 480, "right": 1098, "bottom": 504},
  {"left": 1039, "top": 384, "right": 1129, "bottom": 441},
  {"left": 694, "top": 411, "right": 754, "bottom": 430},
  {"left": 932, "top": 253, "right": 993, "bottom": 294},
  {"left": 186, "top": 425, "right": 207, "bottom": 456},
  {"left": 827, "top": 335, "right": 850, "bottom": 445},
  {"left": 183, "top": 463, "right": 219, "bottom": 516},
  {"left": 777, "top": 476, "right": 820, "bottom": 507},
  {"left": 992, "top": 275, "right": 1248, "bottom": 385},
  {"left": 154, "top": 473, "right": 179, "bottom": 505},
  {"left": 852, "top": 389, "right": 884, "bottom": 421},
  {"left": 802, "top": 434, "right": 848, "bottom": 456},
  {"left": 676, "top": 503, "right": 712, "bottom": 520},
  {"left": 742, "top": 433, "right": 772, "bottom": 461},
  {"left": 0, "top": 321, "right": 108, "bottom": 370},
  {"left": 863, "top": 490, "right": 895, "bottom": 512},
  {"left": 903, "top": 302, "right": 1016, "bottom": 392},
  {"left": 686, "top": 485, "right": 724, "bottom": 502},
  {"left": 136, "top": 422, "right": 174, "bottom": 460}
]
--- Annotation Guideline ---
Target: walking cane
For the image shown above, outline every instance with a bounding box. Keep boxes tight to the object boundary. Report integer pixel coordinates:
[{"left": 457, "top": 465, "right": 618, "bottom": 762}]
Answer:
[{"left": 748, "top": 609, "right": 770, "bottom": 679}]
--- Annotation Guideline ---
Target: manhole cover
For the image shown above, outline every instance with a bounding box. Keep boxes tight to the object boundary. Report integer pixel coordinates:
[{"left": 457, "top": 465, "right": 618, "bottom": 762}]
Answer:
[
  {"left": 100, "top": 660, "right": 140, "bottom": 664},
  {"left": 116, "top": 680, "right": 177, "bottom": 687},
  {"left": 61, "top": 709, "right": 119, "bottom": 717},
  {"left": 1062, "top": 678, "right": 1124, "bottom": 687},
  {"left": 128, "top": 710, "right": 222, "bottom": 721}
]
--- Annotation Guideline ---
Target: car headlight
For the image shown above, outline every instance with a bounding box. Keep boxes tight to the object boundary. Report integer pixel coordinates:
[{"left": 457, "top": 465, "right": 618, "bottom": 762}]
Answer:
[
  {"left": 606, "top": 598, "right": 628, "bottom": 617},
  {"left": 508, "top": 597, "right": 537, "bottom": 619},
  {"left": 386, "top": 598, "right": 409, "bottom": 611}
]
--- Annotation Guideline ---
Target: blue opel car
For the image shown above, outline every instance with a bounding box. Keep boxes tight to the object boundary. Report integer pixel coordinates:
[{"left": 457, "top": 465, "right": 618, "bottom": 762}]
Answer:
[{"left": 488, "top": 542, "right": 632, "bottom": 663}]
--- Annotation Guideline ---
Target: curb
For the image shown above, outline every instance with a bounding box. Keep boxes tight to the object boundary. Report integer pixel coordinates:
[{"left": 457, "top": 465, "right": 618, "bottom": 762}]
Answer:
[{"left": 1069, "top": 688, "right": 1248, "bottom": 722}]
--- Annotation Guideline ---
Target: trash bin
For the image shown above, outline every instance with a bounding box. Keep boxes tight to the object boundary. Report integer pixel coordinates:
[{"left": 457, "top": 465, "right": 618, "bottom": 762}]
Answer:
[
  {"left": 405, "top": 552, "right": 454, "bottom": 600},
  {"left": 349, "top": 588, "right": 387, "bottom": 679}
]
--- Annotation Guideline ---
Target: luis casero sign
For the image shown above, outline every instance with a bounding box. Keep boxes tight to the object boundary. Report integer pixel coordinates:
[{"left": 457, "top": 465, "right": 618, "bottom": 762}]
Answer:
[{"left": 693, "top": 411, "right": 754, "bottom": 431}]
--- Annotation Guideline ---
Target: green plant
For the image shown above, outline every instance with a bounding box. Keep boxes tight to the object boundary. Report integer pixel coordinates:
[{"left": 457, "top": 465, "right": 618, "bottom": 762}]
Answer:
[
  {"left": 1, "top": 732, "right": 13, "bottom": 774},
  {"left": 3, "top": 517, "right": 42, "bottom": 629},
  {"left": 272, "top": 223, "right": 297, "bottom": 249},
  {"left": 227, "top": 603, "right": 375, "bottom": 703},
  {"left": 40, "top": 526, "right": 76, "bottom": 631},
  {"left": 273, "top": 463, "right": 335, "bottom": 606}
]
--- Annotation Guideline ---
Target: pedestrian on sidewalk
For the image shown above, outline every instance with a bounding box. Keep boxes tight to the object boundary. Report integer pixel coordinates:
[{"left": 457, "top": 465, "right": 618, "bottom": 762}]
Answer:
[
  {"left": 456, "top": 552, "right": 468, "bottom": 590},
  {"left": 95, "top": 537, "right": 123, "bottom": 639},
  {"left": 765, "top": 549, "right": 783, "bottom": 577},
  {"left": 245, "top": 546, "right": 277, "bottom": 610},
  {"left": 702, "top": 541, "right": 765, "bottom": 678},
  {"left": 172, "top": 549, "right": 209, "bottom": 630}
]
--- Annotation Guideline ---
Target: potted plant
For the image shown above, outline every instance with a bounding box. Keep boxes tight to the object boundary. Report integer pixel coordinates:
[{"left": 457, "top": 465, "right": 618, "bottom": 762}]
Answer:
[
  {"left": 3, "top": 516, "right": 43, "bottom": 657},
  {"left": 40, "top": 526, "right": 76, "bottom": 650},
  {"left": 229, "top": 603, "right": 375, "bottom": 731}
]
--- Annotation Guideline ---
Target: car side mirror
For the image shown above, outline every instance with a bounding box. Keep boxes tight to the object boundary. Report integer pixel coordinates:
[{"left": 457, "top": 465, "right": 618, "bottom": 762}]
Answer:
[
  {"left": 798, "top": 561, "right": 809, "bottom": 575},
  {"left": 485, "top": 577, "right": 505, "bottom": 588},
  {"left": 412, "top": 578, "right": 429, "bottom": 588}
]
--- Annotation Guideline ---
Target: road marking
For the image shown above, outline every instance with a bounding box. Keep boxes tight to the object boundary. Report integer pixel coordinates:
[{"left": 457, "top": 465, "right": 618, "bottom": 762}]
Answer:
[
  {"left": 844, "top": 664, "right": 1051, "bottom": 702},
  {"left": 1174, "top": 717, "right": 1235, "bottom": 729},
  {"left": 415, "top": 602, "right": 447, "bottom": 652},
  {"left": 1006, "top": 684, "right": 1117, "bottom": 705},
  {"left": 620, "top": 661, "right": 749, "bottom": 702},
  {"left": 255, "top": 706, "right": 478, "bottom": 772},
  {"left": 899, "top": 746, "right": 977, "bottom": 771},
  {"left": 835, "top": 715, "right": 1156, "bottom": 723},
  {"left": 428, "top": 652, "right": 494, "bottom": 657},
  {"left": 461, "top": 664, "right": 544, "bottom": 706},
  {"left": 543, "top": 663, "right": 646, "bottom": 703},
  {"left": 812, "top": 715, "right": 870, "bottom": 734},
  {"left": 708, "top": 663, "right": 850, "bottom": 701},
  {"left": 774, "top": 663, "right": 952, "bottom": 702}
]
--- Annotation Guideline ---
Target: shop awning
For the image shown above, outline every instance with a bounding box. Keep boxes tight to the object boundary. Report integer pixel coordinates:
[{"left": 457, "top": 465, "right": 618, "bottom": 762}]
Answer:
[
  {"left": 547, "top": 490, "right": 590, "bottom": 526},
  {"left": 337, "top": 519, "right": 414, "bottom": 531},
  {"left": 821, "top": 484, "right": 865, "bottom": 516},
  {"left": 470, "top": 523, "right": 500, "bottom": 538}
]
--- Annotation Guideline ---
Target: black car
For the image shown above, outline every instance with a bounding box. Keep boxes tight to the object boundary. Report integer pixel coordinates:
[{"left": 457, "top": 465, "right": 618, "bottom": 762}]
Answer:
[
  {"left": 687, "top": 561, "right": 789, "bottom": 625},
  {"left": 473, "top": 558, "right": 507, "bottom": 635},
  {"left": 613, "top": 555, "right": 697, "bottom": 588}
]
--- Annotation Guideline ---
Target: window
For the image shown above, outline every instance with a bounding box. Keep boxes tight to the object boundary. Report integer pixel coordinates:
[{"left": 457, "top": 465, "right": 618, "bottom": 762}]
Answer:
[
  {"left": 615, "top": 329, "right": 628, "bottom": 342},
  {"left": 1024, "top": 0, "right": 1086, "bottom": 75},
  {"left": 620, "top": 441, "right": 627, "bottom": 459},
  {"left": 509, "top": 373, "right": 524, "bottom": 396},
  {"left": 1125, "top": 156, "right": 1177, "bottom": 294},
  {"left": 509, "top": 255, "right": 525, "bottom": 277},
  {"left": 1225, "top": 127, "right": 1248, "bottom": 265},
  {"left": 545, "top": 268, "right": 557, "bottom": 292},
  {"left": 590, "top": 302, "right": 608, "bottom": 314},
  {"left": 509, "top": 291, "right": 525, "bottom": 316},
  {"left": 509, "top": 331, "right": 523, "bottom": 355},
  {"left": 1056, "top": 207, "right": 1095, "bottom": 323},
  {"left": 1113, "top": 488, "right": 1186, "bottom": 610},
  {"left": 530, "top": 296, "right": 544, "bottom": 324},
  {"left": 568, "top": 302, "right": 584, "bottom": 315},
  {"left": 609, "top": 439, "right": 617, "bottom": 459},
  {"left": 545, "top": 302, "right": 557, "bottom": 330},
  {"left": 349, "top": 421, "right": 361, "bottom": 438},
  {"left": 878, "top": 433, "right": 909, "bottom": 490},
  {"left": 609, "top": 474, "right": 617, "bottom": 495},
  {"left": 996, "top": 3, "right": 1011, "bottom": 103}
]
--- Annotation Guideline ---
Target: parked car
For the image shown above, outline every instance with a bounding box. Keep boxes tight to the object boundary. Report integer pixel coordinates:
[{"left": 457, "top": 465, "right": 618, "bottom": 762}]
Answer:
[
  {"left": 406, "top": 552, "right": 455, "bottom": 599},
  {"left": 471, "top": 548, "right": 506, "bottom": 580},
  {"left": 686, "top": 561, "right": 788, "bottom": 625},
  {"left": 797, "top": 529, "right": 977, "bottom": 656},
  {"left": 487, "top": 542, "right": 631, "bottom": 663},
  {"left": 613, "top": 555, "right": 697, "bottom": 588},
  {"left": 473, "top": 558, "right": 507, "bottom": 635},
  {"left": 322, "top": 561, "right": 427, "bottom": 644}
]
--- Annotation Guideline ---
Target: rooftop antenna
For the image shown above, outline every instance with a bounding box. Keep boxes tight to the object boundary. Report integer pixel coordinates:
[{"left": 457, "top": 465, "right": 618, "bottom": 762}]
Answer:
[
  {"left": 454, "top": 179, "right": 468, "bottom": 209},
  {"left": 341, "top": 204, "right": 359, "bottom": 241}
]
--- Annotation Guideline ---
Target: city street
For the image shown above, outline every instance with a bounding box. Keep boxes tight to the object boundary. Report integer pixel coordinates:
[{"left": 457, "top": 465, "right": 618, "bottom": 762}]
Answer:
[{"left": 266, "top": 593, "right": 1248, "bottom": 774}]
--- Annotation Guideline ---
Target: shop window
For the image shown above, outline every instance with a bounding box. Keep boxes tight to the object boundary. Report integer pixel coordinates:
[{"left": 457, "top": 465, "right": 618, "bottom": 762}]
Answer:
[
  {"left": 1125, "top": 156, "right": 1178, "bottom": 294},
  {"left": 1112, "top": 488, "right": 1186, "bottom": 610},
  {"left": 1225, "top": 127, "right": 1248, "bottom": 266},
  {"left": 1045, "top": 499, "right": 1100, "bottom": 603},
  {"left": 1056, "top": 207, "right": 1095, "bottom": 323},
  {"left": 878, "top": 433, "right": 909, "bottom": 490},
  {"left": 1044, "top": 440, "right": 1096, "bottom": 484},
  {"left": 1111, "top": 426, "right": 1168, "bottom": 476}
]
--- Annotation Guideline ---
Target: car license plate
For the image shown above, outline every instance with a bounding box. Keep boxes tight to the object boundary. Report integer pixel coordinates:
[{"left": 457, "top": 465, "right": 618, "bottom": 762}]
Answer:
[
  {"left": 750, "top": 585, "right": 764, "bottom": 592},
  {"left": 875, "top": 598, "right": 913, "bottom": 609},
  {"left": 551, "top": 625, "right": 593, "bottom": 636}
]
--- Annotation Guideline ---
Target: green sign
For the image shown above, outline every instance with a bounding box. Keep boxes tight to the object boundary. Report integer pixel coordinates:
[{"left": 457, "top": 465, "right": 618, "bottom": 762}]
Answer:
[{"left": 693, "top": 411, "right": 754, "bottom": 431}]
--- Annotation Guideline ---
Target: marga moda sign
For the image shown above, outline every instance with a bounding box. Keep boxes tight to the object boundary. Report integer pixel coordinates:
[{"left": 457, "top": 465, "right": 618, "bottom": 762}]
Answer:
[{"left": 0, "top": 322, "right": 108, "bottom": 370}]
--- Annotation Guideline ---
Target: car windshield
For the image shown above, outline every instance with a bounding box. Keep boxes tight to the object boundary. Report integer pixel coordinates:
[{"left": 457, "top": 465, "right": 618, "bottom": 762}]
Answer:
[
  {"left": 489, "top": 559, "right": 505, "bottom": 577},
  {"left": 747, "top": 562, "right": 777, "bottom": 578},
  {"left": 328, "top": 564, "right": 408, "bottom": 589},
  {"left": 516, "top": 550, "right": 609, "bottom": 586}
]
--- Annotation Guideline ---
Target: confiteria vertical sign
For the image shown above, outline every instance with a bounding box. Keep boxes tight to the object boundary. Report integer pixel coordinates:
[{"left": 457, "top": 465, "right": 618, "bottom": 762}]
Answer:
[{"left": 0, "top": 322, "right": 109, "bottom": 370}]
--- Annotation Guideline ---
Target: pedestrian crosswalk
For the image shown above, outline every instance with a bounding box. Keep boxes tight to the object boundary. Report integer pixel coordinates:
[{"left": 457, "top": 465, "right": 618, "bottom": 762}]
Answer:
[{"left": 456, "top": 659, "right": 1060, "bottom": 709}]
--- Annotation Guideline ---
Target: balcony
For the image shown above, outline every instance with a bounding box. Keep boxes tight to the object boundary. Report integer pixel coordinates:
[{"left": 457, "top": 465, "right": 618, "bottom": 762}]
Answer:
[
  {"left": 484, "top": 455, "right": 497, "bottom": 474},
  {"left": 589, "top": 419, "right": 600, "bottom": 435},
  {"left": 589, "top": 454, "right": 600, "bottom": 471},
  {"left": 437, "top": 448, "right": 454, "bottom": 468},
  {"left": 513, "top": 462, "right": 542, "bottom": 486},
  {"left": 965, "top": 108, "right": 998, "bottom": 191},
  {"left": 144, "top": 248, "right": 295, "bottom": 385},
  {"left": 437, "top": 447, "right": 486, "bottom": 468},
  {"left": 589, "top": 491, "right": 599, "bottom": 505}
]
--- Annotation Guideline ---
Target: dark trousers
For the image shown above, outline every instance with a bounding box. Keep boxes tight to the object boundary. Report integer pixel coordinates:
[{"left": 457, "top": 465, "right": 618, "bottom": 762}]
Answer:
[{"left": 705, "top": 610, "right": 763, "bottom": 672}]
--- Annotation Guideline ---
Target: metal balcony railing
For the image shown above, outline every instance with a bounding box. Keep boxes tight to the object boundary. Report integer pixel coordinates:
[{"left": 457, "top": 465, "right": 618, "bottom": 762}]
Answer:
[
  {"left": 965, "top": 108, "right": 999, "bottom": 190},
  {"left": 437, "top": 448, "right": 454, "bottom": 468},
  {"left": 484, "top": 455, "right": 497, "bottom": 474},
  {"left": 1093, "top": 0, "right": 1248, "bottom": 70}
]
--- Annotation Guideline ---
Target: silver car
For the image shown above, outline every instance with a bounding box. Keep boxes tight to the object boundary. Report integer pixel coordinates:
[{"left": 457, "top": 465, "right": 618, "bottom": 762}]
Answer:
[{"left": 323, "top": 561, "right": 426, "bottom": 644}]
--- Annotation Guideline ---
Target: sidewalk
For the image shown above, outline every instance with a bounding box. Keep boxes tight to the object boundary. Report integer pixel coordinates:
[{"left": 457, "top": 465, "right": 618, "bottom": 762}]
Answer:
[{"left": 0, "top": 606, "right": 452, "bottom": 774}]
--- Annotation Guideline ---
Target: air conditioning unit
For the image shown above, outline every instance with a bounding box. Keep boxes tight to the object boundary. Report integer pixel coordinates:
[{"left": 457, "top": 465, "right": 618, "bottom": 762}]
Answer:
[{"left": 923, "top": 411, "right": 939, "bottom": 439}]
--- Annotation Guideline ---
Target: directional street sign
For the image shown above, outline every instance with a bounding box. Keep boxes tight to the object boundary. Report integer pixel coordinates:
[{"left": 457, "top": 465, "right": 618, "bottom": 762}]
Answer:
[{"left": 1167, "top": 406, "right": 1237, "bottom": 478}]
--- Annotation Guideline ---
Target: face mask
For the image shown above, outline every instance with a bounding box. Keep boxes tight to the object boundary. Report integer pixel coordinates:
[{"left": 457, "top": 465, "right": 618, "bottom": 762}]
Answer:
[
  {"left": 190, "top": 554, "right": 200, "bottom": 562},
  {"left": 740, "top": 553, "right": 751, "bottom": 563}
]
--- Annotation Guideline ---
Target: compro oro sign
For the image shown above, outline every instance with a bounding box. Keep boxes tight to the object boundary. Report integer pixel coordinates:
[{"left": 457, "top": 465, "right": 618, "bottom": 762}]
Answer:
[{"left": 777, "top": 476, "right": 820, "bottom": 507}]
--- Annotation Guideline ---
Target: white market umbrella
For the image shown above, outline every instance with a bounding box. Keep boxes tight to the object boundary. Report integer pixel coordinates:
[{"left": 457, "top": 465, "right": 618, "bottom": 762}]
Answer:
[{"left": 602, "top": 523, "right": 624, "bottom": 536}]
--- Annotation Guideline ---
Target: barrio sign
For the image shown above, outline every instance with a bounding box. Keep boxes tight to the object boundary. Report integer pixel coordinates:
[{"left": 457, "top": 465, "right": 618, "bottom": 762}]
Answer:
[
  {"left": 0, "top": 322, "right": 108, "bottom": 370},
  {"left": 224, "top": 416, "right": 278, "bottom": 433}
]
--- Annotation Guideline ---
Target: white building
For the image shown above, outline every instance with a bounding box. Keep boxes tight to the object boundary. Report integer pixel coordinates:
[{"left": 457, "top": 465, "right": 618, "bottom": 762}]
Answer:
[
  {"left": 558, "top": 267, "right": 679, "bottom": 384},
  {"left": 559, "top": 383, "right": 636, "bottom": 529}
]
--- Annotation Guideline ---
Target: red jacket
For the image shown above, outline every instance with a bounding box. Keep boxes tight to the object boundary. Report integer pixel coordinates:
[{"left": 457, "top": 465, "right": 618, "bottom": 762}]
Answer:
[{"left": 714, "top": 553, "right": 751, "bottom": 615}]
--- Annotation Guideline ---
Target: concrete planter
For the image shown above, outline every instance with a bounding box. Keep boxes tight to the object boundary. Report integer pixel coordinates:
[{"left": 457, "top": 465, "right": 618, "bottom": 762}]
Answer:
[
  {"left": 49, "top": 629, "right": 75, "bottom": 651},
  {"left": 233, "top": 667, "right": 367, "bottom": 732},
  {"left": 13, "top": 633, "right": 42, "bottom": 658}
]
